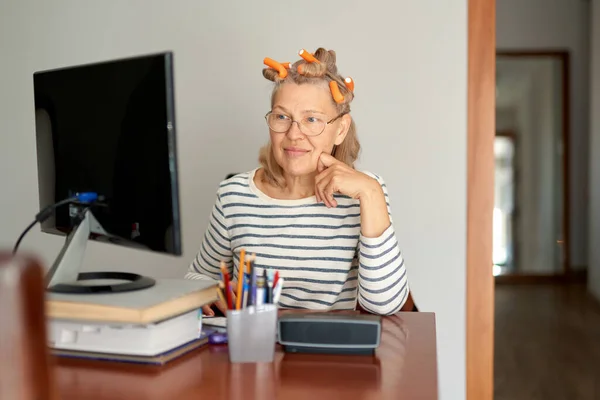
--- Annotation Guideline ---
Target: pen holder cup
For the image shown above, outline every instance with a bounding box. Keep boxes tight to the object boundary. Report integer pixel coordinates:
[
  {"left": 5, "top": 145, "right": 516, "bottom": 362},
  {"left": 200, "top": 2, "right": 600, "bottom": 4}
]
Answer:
[{"left": 226, "top": 304, "right": 278, "bottom": 363}]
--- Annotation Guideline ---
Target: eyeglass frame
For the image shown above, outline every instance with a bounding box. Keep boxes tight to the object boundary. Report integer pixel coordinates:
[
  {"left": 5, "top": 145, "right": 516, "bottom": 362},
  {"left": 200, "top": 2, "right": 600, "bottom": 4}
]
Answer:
[{"left": 264, "top": 111, "right": 349, "bottom": 137}]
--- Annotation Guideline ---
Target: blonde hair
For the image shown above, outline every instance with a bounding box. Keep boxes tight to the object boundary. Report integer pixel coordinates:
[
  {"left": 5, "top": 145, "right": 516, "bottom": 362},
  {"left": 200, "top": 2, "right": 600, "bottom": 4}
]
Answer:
[{"left": 259, "top": 48, "right": 360, "bottom": 188}]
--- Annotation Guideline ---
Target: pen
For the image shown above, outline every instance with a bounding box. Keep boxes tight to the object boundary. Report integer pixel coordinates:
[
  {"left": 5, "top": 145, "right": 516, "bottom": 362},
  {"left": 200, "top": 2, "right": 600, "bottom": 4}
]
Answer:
[
  {"left": 256, "top": 277, "right": 265, "bottom": 306},
  {"left": 242, "top": 279, "right": 249, "bottom": 309},
  {"left": 267, "top": 270, "right": 274, "bottom": 303},
  {"left": 262, "top": 269, "right": 268, "bottom": 303},
  {"left": 273, "top": 270, "right": 280, "bottom": 289},
  {"left": 273, "top": 277, "right": 284, "bottom": 304},
  {"left": 226, "top": 281, "right": 233, "bottom": 309},
  {"left": 240, "top": 274, "right": 245, "bottom": 308},
  {"left": 249, "top": 261, "right": 257, "bottom": 306}
]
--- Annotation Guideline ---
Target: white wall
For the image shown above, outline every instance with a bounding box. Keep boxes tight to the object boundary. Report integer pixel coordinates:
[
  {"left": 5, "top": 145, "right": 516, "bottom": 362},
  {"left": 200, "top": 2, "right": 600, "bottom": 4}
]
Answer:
[
  {"left": 497, "top": 0, "right": 591, "bottom": 268},
  {"left": 0, "top": 1, "right": 467, "bottom": 398},
  {"left": 588, "top": 1, "right": 600, "bottom": 302}
]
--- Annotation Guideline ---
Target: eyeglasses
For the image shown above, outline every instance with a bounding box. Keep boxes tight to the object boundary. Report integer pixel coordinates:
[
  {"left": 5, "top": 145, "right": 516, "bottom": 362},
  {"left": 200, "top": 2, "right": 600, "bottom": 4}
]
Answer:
[{"left": 264, "top": 111, "right": 347, "bottom": 137}]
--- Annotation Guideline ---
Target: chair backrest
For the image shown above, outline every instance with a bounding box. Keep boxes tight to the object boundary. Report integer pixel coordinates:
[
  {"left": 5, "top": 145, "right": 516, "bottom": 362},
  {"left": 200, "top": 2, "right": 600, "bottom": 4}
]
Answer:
[
  {"left": 0, "top": 252, "right": 56, "bottom": 400},
  {"left": 402, "top": 293, "right": 419, "bottom": 312}
]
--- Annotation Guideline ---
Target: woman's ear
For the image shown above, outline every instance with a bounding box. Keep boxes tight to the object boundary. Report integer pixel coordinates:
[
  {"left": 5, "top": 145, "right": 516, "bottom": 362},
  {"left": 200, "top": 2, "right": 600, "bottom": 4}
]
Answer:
[{"left": 334, "top": 113, "right": 352, "bottom": 145}]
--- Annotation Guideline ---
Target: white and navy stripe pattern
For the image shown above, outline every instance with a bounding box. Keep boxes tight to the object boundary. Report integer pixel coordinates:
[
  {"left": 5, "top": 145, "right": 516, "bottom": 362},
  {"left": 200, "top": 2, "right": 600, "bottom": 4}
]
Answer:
[{"left": 185, "top": 168, "right": 409, "bottom": 315}]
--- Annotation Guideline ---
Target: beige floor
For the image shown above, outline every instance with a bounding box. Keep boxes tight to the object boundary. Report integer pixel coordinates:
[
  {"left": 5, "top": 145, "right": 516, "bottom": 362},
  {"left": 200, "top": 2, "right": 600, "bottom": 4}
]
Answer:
[{"left": 494, "top": 283, "right": 600, "bottom": 399}]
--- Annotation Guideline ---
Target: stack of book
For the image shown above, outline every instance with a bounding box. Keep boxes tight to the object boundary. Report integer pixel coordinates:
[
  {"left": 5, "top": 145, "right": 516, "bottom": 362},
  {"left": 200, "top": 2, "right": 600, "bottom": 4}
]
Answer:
[{"left": 45, "top": 278, "right": 218, "bottom": 365}]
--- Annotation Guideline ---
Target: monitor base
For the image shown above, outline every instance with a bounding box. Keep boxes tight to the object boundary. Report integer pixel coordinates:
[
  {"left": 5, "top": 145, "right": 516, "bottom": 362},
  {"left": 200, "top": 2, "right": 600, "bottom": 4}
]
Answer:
[
  {"left": 47, "top": 271, "right": 155, "bottom": 294},
  {"left": 45, "top": 206, "right": 155, "bottom": 294}
]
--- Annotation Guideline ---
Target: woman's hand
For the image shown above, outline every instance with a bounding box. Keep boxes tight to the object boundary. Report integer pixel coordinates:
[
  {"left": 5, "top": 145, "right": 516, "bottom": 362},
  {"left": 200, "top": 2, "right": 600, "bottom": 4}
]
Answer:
[
  {"left": 202, "top": 290, "right": 236, "bottom": 316},
  {"left": 315, "top": 152, "right": 381, "bottom": 208},
  {"left": 316, "top": 152, "right": 391, "bottom": 237}
]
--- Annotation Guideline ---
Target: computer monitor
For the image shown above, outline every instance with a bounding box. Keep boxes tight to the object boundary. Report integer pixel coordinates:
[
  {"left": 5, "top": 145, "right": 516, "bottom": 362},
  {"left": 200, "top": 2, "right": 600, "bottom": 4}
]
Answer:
[{"left": 32, "top": 52, "right": 181, "bottom": 293}]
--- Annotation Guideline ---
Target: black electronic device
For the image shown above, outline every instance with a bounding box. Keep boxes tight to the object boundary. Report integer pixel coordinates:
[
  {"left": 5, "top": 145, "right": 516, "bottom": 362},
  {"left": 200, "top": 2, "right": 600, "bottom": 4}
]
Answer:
[{"left": 277, "top": 313, "right": 382, "bottom": 355}]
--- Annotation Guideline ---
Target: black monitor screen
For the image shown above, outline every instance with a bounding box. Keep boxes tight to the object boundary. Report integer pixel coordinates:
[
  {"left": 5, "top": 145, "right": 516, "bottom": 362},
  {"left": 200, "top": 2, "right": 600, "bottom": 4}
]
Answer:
[{"left": 33, "top": 52, "right": 182, "bottom": 255}]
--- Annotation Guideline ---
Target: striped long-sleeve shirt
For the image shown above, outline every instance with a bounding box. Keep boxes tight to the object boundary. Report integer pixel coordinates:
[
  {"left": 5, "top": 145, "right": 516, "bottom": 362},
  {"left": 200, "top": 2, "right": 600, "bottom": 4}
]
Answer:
[{"left": 185, "top": 168, "right": 409, "bottom": 315}]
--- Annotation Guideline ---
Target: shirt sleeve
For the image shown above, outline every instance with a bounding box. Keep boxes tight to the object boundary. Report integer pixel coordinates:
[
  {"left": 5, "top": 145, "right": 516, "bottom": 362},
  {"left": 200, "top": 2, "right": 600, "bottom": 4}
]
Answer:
[
  {"left": 184, "top": 191, "right": 234, "bottom": 281},
  {"left": 357, "top": 174, "right": 409, "bottom": 315}
]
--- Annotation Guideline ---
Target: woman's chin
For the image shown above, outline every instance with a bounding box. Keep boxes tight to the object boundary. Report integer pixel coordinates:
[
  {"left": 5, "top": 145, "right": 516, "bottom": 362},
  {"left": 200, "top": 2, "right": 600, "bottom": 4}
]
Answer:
[{"left": 280, "top": 160, "right": 317, "bottom": 177}]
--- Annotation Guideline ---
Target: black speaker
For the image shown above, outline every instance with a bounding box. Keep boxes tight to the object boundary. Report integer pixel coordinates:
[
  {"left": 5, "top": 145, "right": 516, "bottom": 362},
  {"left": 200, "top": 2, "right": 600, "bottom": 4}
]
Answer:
[{"left": 277, "top": 313, "right": 381, "bottom": 355}]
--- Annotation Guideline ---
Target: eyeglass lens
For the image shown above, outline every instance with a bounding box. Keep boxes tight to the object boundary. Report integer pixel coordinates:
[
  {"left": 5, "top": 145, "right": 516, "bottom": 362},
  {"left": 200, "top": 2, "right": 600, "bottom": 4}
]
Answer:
[{"left": 266, "top": 113, "right": 325, "bottom": 136}]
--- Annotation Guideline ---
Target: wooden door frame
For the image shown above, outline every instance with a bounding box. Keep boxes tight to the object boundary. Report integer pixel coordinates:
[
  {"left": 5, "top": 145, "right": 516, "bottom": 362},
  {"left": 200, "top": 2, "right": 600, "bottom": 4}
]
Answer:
[{"left": 467, "top": 0, "right": 495, "bottom": 399}]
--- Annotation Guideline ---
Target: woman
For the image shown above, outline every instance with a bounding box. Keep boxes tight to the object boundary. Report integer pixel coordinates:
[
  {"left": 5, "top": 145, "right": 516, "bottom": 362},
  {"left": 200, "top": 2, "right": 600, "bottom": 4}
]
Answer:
[{"left": 186, "top": 48, "right": 409, "bottom": 316}]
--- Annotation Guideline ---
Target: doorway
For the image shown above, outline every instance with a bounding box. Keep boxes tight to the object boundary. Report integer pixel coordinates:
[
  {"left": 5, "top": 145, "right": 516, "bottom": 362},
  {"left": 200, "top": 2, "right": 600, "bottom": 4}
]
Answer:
[{"left": 494, "top": 51, "right": 570, "bottom": 281}]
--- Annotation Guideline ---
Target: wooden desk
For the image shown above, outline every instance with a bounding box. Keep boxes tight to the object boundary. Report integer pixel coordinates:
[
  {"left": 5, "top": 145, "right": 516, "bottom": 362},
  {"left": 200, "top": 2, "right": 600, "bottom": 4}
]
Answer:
[{"left": 53, "top": 312, "right": 437, "bottom": 399}]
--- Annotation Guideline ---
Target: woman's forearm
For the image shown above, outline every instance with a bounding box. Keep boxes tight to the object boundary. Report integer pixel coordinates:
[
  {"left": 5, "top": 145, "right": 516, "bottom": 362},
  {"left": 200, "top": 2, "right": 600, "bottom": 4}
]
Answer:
[
  {"left": 356, "top": 176, "right": 409, "bottom": 315},
  {"left": 358, "top": 180, "right": 391, "bottom": 237}
]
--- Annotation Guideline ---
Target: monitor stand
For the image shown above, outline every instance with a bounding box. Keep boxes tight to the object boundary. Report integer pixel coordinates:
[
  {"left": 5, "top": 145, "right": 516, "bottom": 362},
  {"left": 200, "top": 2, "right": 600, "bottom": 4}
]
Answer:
[{"left": 45, "top": 207, "right": 155, "bottom": 294}]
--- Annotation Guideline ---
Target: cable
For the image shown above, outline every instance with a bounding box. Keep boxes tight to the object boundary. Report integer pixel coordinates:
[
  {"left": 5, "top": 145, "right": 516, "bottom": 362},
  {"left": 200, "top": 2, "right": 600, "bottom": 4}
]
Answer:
[
  {"left": 12, "top": 219, "right": 39, "bottom": 256},
  {"left": 12, "top": 192, "right": 100, "bottom": 255}
]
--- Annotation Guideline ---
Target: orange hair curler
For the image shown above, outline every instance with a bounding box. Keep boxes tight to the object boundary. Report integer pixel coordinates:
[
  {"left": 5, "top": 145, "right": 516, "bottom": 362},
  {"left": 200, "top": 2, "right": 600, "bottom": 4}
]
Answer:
[
  {"left": 344, "top": 77, "right": 354, "bottom": 92},
  {"left": 298, "top": 49, "right": 319, "bottom": 63},
  {"left": 282, "top": 62, "right": 291, "bottom": 69},
  {"left": 263, "top": 57, "right": 288, "bottom": 79},
  {"left": 329, "top": 81, "right": 344, "bottom": 104}
]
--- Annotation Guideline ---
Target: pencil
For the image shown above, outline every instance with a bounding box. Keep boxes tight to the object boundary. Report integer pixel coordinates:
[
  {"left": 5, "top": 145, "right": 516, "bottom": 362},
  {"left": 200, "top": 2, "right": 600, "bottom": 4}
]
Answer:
[
  {"left": 217, "top": 282, "right": 227, "bottom": 306},
  {"left": 236, "top": 249, "right": 246, "bottom": 310},
  {"left": 219, "top": 261, "right": 228, "bottom": 279},
  {"left": 247, "top": 253, "right": 256, "bottom": 273}
]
